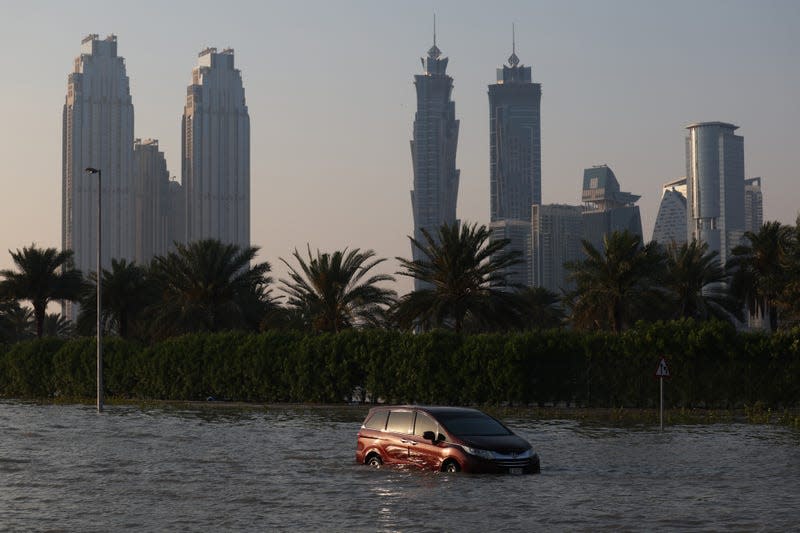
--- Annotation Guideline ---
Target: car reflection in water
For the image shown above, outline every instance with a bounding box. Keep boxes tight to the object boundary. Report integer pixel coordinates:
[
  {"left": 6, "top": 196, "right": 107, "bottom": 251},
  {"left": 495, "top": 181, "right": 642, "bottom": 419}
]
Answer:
[{"left": 356, "top": 406, "right": 540, "bottom": 475}]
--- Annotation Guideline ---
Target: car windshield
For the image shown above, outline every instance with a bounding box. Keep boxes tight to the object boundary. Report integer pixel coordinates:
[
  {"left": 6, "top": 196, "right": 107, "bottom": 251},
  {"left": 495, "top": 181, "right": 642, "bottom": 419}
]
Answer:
[{"left": 436, "top": 412, "right": 511, "bottom": 437}]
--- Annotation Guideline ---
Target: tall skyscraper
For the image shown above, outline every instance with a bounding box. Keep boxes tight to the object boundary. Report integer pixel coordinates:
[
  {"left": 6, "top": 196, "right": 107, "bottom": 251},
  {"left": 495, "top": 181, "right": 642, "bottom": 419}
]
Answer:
[
  {"left": 133, "top": 139, "right": 170, "bottom": 263},
  {"left": 744, "top": 177, "right": 763, "bottom": 234},
  {"left": 685, "top": 122, "right": 745, "bottom": 264},
  {"left": 409, "top": 29, "right": 460, "bottom": 288},
  {"left": 531, "top": 204, "right": 584, "bottom": 293},
  {"left": 581, "top": 165, "right": 643, "bottom": 251},
  {"left": 651, "top": 177, "right": 688, "bottom": 246},
  {"left": 183, "top": 47, "right": 250, "bottom": 248},
  {"left": 488, "top": 33, "right": 541, "bottom": 286},
  {"left": 63, "top": 34, "right": 135, "bottom": 319}
]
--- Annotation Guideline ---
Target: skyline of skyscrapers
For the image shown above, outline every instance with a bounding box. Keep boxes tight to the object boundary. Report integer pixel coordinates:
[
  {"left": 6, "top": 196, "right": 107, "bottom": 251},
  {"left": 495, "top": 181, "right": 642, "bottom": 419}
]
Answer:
[
  {"left": 409, "top": 31, "right": 460, "bottom": 289},
  {"left": 61, "top": 35, "right": 252, "bottom": 320},
  {"left": 56, "top": 33, "right": 773, "bottom": 313},
  {"left": 488, "top": 38, "right": 541, "bottom": 286},
  {"left": 685, "top": 122, "right": 746, "bottom": 264},
  {"left": 182, "top": 47, "right": 251, "bottom": 249}
]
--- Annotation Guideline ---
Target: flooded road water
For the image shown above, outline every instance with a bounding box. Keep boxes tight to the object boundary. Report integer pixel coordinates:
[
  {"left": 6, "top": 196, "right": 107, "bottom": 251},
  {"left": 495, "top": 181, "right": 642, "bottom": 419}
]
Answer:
[{"left": 1, "top": 401, "right": 799, "bottom": 531}]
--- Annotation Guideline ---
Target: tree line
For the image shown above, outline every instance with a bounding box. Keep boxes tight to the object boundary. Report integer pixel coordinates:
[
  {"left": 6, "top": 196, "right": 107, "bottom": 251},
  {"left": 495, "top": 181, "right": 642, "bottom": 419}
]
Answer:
[
  {"left": 1, "top": 217, "right": 799, "bottom": 344},
  {"left": 1, "top": 323, "right": 798, "bottom": 407}
]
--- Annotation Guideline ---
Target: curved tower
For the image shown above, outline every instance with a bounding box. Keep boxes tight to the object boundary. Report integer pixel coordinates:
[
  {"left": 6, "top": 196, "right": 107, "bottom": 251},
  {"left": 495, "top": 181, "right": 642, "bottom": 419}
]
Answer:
[{"left": 685, "top": 122, "right": 745, "bottom": 264}]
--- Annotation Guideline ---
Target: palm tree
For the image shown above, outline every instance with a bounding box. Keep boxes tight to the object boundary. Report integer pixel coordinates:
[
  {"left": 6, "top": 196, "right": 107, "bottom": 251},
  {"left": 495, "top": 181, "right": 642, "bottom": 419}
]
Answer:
[
  {"left": 776, "top": 215, "right": 800, "bottom": 327},
  {"left": 728, "top": 221, "right": 793, "bottom": 331},
  {"left": 663, "top": 240, "right": 741, "bottom": 322},
  {"left": 0, "top": 298, "right": 32, "bottom": 343},
  {"left": 258, "top": 304, "right": 307, "bottom": 332},
  {"left": 514, "top": 286, "right": 565, "bottom": 330},
  {"left": 280, "top": 247, "right": 396, "bottom": 333},
  {"left": 0, "top": 245, "right": 84, "bottom": 338},
  {"left": 394, "top": 222, "right": 522, "bottom": 333},
  {"left": 564, "top": 231, "right": 666, "bottom": 332},
  {"left": 77, "top": 259, "right": 154, "bottom": 338},
  {"left": 149, "top": 239, "right": 273, "bottom": 337},
  {"left": 42, "top": 313, "right": 74, "bottom": 338}
]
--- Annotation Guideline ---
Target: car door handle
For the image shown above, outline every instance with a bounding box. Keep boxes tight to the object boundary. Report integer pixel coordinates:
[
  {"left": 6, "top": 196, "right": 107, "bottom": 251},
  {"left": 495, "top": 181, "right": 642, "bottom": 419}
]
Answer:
[{"left": 401, "top": 439, "right": 417, "bottom": 445}]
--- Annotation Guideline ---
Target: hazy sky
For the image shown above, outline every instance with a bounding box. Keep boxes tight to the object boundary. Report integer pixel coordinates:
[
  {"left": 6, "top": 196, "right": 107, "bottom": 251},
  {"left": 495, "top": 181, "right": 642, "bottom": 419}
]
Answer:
[{"left": 1, "top": 0, "right": 798, "bottom": 295}]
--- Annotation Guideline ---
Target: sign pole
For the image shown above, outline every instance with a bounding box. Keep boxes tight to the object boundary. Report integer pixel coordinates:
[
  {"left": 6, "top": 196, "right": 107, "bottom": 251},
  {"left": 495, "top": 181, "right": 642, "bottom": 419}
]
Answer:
[
  {"left": 659, "top": 376, "right": 664, "bottom": 432},
  {"left": 654, "top": 357, "right": 670, "bottom": 432},
  {"left": 85, "top": 167, "right": 104, "bottom": 413}
]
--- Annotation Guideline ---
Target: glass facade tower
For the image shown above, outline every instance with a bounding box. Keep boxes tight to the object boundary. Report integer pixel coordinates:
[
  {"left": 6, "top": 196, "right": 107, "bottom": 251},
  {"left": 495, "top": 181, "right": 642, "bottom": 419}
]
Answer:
[
  {"left": 488, "top": 44, "right": 541, "bottom": 286},
  {"left": 685, "top": 122, "right": 745, "bottom": 264},
  {"left": 532, "top": 204, "right": 584, "bottom": 293},
  {"left": 580, "top": 165, "right": 642, "bottom": 252},
  {"left": 744, "top": 177, "right": 763, "bottom": 234},
  {"left": 409, "top": 36, "right": 460, "bottom": 289}
]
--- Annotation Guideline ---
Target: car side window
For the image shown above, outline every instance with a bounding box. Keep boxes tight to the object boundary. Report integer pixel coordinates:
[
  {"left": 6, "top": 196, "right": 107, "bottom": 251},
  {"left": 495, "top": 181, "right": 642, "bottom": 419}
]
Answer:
[
  {"left": 364, "top": 410, "right": 388, "bottom": 430},
  {"left": 413, "top": 412, "right": 438, "bottom": 438},
  {"left": 385, "top": 411, "right": 414, "bottom": 434}
]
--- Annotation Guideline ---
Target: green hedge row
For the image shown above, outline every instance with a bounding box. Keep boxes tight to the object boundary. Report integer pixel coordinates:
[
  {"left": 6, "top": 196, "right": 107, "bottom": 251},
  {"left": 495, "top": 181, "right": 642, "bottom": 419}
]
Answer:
[{"left": 1, "top": 320, "right": 798, "bottom": 408}]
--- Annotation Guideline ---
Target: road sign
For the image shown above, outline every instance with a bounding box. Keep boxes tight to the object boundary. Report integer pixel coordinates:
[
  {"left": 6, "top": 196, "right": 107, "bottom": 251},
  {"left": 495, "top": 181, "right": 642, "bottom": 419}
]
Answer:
[
  {"left": 655, "top": 357, "right": 670, "bottom": 431},
  {"left": 655, "top": 357, "right": 670, "bottom": 378}
]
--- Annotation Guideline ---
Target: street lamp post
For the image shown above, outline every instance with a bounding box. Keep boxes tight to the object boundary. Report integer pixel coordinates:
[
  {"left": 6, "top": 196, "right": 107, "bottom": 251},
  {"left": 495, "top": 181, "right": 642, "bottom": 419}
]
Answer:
[{"left": 85, "top": 167, "right": 103, "bottom": 413}]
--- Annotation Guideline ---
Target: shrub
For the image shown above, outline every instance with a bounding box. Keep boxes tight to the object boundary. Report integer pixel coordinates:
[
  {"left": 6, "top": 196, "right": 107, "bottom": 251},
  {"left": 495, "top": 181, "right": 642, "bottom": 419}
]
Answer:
[{"left": 0, "top": 324, "right": 797, "bottom": 408}]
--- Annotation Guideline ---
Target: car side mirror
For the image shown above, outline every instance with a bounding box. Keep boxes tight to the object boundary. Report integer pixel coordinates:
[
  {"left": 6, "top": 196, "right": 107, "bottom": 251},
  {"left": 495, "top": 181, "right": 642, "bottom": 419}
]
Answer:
[{"left": 422, "top": 431, "right": 437, "bottom": 442}]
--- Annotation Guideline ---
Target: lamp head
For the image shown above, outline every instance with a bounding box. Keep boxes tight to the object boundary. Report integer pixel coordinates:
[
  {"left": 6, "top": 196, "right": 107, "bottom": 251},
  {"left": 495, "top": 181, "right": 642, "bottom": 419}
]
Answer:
[{"left": 85, "top": 167, "right": 100, "bottom": 174}]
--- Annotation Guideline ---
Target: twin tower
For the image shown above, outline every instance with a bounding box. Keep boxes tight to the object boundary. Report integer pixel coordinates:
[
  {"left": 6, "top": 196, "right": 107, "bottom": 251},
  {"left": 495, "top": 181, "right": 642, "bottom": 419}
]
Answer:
[
  {"left": 62, "top": 35, "right": 249, "bottom": 318},
  {"left": 410, "top": 32, "right": 541, "bottom": 288}
]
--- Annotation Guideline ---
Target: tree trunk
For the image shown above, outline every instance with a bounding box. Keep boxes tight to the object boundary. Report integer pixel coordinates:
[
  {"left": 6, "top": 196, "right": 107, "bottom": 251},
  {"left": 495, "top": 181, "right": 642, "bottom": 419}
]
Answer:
[
  {"left": 613, "top": 301, "right": 623, "bottom": 333},
  {"left": 34, "top": 303, "right": 45, "bottom": 338}
]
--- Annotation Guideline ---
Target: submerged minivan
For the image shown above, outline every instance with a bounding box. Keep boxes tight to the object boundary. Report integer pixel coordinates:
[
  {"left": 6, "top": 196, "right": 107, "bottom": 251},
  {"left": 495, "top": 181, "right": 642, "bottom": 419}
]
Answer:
[{"left": 356, "top": 406, "right": 540, "bottom": 474}]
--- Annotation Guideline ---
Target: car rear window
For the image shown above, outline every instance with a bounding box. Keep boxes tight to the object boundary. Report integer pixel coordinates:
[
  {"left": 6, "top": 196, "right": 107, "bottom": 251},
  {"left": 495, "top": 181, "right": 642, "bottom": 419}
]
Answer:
[
  {"left": 385, "top": 411, "right": 414, "bottom": 434},
  {"left": 364, "top": 410, "right": 388, "bottom": 430},
  {"left": 436, "top": 412, "right": 511, "bottom": 437}
]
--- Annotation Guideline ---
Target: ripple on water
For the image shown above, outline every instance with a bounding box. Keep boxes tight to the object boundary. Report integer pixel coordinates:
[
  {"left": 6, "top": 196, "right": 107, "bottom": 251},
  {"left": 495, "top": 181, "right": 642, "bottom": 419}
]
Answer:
[{"left": 1, "top": 401, "right": 799, "bottom": 531}]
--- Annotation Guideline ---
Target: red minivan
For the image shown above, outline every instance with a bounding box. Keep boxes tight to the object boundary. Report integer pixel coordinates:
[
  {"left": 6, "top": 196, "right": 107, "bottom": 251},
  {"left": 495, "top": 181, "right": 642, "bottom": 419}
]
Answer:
[{"left": 355, "top": 406, "right": 540, "bottom": 474}]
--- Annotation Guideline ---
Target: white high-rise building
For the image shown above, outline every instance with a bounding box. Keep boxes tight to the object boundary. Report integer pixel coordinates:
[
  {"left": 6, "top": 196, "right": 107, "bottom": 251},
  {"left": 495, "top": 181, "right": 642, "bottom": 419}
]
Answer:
[
  {"left": 685, "top": 122, "right": 745, "bottom": 264},
  {"left": 651, "top": 177, "right": 688, "bottom": 246},
  {"left": 62, "top": 34, "right": 135, "bottom": 319},
  {"left": 133, "top": 139, "right": 170, "bottom": 263},
  {"left": 182, "top": 47, "right": 250, "bottom": 247}
]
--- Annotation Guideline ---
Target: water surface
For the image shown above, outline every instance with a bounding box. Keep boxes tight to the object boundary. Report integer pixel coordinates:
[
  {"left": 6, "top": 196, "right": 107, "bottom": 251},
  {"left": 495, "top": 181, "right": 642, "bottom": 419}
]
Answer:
[{"left": 1, "top": 402, "right": 798, "bottom": 531}]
